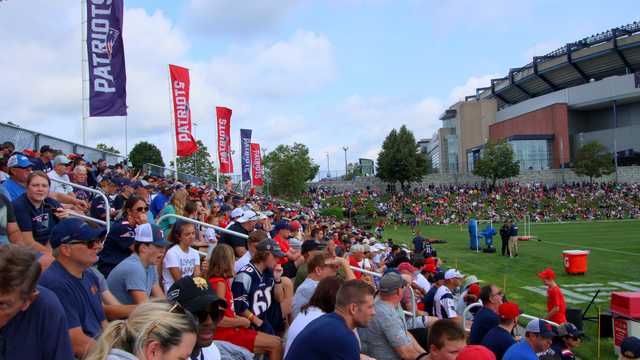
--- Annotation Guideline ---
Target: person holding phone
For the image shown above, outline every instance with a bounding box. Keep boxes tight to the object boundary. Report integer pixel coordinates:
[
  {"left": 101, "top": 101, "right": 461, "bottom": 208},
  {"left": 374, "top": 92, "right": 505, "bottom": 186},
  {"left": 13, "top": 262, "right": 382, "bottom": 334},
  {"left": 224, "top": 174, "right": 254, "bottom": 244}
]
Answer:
[{"left": 12, "top": 170, "right": 69, "bottom": 254}]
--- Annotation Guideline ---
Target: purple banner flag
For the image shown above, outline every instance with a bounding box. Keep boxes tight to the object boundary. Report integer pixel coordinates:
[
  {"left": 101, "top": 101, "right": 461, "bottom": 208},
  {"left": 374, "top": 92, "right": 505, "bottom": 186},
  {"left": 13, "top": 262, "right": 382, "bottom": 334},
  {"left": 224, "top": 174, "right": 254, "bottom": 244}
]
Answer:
[
  {"left": 86, "top": 0, "right": 127, "bottom": 116},
  {"left": 240, "top": 129, "right": 252, "bottom": 182}
]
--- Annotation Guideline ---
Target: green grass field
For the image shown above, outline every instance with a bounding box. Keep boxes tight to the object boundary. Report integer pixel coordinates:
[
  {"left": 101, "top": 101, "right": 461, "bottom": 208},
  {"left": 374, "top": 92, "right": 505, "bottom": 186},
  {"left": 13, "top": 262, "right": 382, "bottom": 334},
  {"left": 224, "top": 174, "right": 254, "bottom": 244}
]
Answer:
[{"left": 383, "top": 220, "right": 640, "bottom": 360}]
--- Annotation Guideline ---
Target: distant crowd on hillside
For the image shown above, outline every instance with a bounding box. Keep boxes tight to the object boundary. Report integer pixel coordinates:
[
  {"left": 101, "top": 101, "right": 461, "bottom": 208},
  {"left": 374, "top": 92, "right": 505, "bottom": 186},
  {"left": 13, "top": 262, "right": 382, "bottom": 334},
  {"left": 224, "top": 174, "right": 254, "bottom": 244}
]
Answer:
[{"left": 309, "top": 182, "right": 640, "bottom": 225}]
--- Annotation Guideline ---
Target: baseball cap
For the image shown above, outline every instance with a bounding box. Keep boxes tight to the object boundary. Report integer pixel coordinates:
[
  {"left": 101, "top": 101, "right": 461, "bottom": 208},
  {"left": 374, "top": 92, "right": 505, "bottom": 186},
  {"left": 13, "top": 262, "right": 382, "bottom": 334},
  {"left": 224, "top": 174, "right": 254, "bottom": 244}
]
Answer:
[
  {"left": 50, "top": 218, "right": 107, "bottom": 249},
  {"left": 498, "top": 302, "right": 521, "bottom": 320},
  {"left": 397, "top": 262, "right": 418, "bottom": 273},
  {"left": 112, "top": 177, "right": 131, "bottom": 188},
  {"left": 379, "top": 272, "right": 407, "bottom": 293},
  {"left": 621, "top": 336, "right": 640, "bottom": 359},
  {"left": 135, "top": 223, "right": 169, "bottom": 247},
  {"left": 167, "top": 276, "right": 227, "bottom": 315},
  {"left": 274, "top": 220, "right": 291, "bottom": 232},
  {"left": 301, "top": 240, "right": 325, "bottom": 254},
  {"left": 230, "top": 208, "right": 244, "bottom": 219},
  {"left": 538, "top": 267, "right": 556, "bottom": 280},
  {"left": 468, "top": 283, "right": 481, "bottom": 297},
  {"left": 237, "top": 210, "right": 259, "bottom": 223},
  {"left": 53, "top": 155, "right": 72, "bottom": 166},
  {"left": 40, "top": 145, "right": 56, "bottom": 154},
  {"left": 22, "top": 149, "right": 37, "bottom": 158},
  {"left": 557, "top": 322, "right": 584, "bottom": 338},
  {"left": 7, "top": 153, "right": 33, "bottom": 168},
  {"left": 456, "top": 345, "right": 496, "bottom": 360},
  {"left": 132, "top": 180, "right": 152, "bottom": 189},
  {"left": 525, "top": 319, "right": 557, "bottom": 338},
  {"left": 463, "top": 275, "right": 480, "bottom": 289},
  {"left": 289, "top": 220, "right": 301, "bottom": 231},
  {"left": 256, "top": 239, "right": 286, "bottom": 257},
  {"left": 445, "top": 269, "right": 464, "bottom": 280}
]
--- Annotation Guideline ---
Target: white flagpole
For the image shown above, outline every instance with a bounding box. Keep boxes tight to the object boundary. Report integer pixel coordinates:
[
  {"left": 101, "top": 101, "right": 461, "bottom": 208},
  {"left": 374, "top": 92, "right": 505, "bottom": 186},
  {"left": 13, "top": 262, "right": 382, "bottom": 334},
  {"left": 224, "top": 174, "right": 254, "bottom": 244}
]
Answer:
[
  {"left": 81, "top": 0, "right": 88, "bottom": 145},
  {"left": 167, "top": 66, "right": 178, "bottom": 181}
]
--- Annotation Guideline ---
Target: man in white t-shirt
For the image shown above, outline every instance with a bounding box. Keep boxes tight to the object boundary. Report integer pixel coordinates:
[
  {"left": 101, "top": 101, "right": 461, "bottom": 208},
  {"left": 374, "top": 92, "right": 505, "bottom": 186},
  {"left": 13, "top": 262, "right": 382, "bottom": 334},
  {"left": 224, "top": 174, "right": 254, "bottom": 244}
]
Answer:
[{"left": 433, "top": 269, "right": 464, "bottom": 324}]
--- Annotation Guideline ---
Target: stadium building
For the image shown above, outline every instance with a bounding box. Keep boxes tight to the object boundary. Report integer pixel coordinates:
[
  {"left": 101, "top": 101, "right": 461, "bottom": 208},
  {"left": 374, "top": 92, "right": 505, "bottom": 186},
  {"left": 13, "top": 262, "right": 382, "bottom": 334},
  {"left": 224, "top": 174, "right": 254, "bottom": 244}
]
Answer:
[{"left": 435, "top": 21, "right": 640, "bottom": 174}]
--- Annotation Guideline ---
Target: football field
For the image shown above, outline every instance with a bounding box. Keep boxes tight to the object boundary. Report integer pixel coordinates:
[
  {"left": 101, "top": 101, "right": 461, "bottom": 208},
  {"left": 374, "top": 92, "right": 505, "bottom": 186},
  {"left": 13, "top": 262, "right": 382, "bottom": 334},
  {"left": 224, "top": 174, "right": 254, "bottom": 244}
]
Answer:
[{"left": 383, "top": 220, "right": 640, "bottom": 359}]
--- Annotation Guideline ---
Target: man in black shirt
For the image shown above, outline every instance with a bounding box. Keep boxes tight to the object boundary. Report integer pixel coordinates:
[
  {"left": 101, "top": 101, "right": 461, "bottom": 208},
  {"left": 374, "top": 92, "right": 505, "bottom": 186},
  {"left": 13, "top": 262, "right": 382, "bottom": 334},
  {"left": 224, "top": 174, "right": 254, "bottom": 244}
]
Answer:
[{"left": 219, "top": 210, "right": 258, "bottom": 258}]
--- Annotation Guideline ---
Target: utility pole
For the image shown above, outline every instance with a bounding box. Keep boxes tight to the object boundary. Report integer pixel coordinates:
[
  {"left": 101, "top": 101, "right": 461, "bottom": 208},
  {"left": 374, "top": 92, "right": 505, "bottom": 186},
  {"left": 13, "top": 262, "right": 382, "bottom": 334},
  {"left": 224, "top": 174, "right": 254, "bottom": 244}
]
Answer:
[
  {"left": 613, "top": 100, "right": 619, "bottom": 183},
  {"left": 326, "top": 152, "right": 330, "bottom": 179},
  {"left": 342, "top": 146, "right": 349, "bottom": 179}
]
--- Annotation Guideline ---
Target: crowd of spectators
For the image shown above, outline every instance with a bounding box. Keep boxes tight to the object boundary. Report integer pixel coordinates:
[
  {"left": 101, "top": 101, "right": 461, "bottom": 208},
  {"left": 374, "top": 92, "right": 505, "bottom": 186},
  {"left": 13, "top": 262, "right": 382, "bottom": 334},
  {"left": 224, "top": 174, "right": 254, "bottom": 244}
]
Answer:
[
  {"left": 1, "top": 140, "right": 640, "bottom": 360},
  {"left": 311, "top": 181, "right": 640, "bottom": 226}
]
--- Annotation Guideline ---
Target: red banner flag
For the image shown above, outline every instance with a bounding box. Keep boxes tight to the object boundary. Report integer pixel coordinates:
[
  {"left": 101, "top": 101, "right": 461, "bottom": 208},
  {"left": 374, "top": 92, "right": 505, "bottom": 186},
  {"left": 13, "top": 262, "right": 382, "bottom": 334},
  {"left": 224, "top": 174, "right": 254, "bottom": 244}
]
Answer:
[
  {"left": 169, "top": 65, "right": 198, "bottom": 157},
  {"left": 251, "top": 143, "right": 264, "bottom": 186},
  {"left": 216, "top": 107, "right": 234, "bottom": 173}
]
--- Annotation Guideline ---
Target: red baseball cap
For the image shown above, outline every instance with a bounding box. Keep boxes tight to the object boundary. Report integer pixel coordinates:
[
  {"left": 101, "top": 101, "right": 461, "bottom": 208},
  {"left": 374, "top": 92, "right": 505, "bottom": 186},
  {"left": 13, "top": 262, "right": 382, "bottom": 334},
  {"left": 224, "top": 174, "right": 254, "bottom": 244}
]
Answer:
[
  {"left": 456, "top": 345, "right": 496, "bottom": 360},
  {"left": 397, "top": 262, "right": 418, "bottom": 273},
  {"left": 468, "top": 283, "right": 481, "bottom": 297},
  {"left": 538, "top": 267, "right": 556, "bottom": 280},
  {"left": 289, "top": 220, "right": 301, "bottom": 231},
  {"left": 423, "top": 263, "right": 437, "bottom": 273},
  {"left": 499, "top": 302, "right": 521, "bottom": 320}
]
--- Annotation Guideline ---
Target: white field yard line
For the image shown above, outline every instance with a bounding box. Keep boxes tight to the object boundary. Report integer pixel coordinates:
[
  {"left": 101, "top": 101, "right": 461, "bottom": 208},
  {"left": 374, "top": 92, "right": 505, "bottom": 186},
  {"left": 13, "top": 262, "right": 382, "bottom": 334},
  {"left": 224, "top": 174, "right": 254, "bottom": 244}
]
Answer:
[
  {"left": 609, "top": 282, "right": 640, "bottom": 292},
  {"left": 521, "top": 286, "right": 604, "bottom": 304},
  {"left": 540, "top": 240, "right": 640, "bottom": 256},
  {"left": 562, "top": 283, "right": 604, "bottom": 288}
]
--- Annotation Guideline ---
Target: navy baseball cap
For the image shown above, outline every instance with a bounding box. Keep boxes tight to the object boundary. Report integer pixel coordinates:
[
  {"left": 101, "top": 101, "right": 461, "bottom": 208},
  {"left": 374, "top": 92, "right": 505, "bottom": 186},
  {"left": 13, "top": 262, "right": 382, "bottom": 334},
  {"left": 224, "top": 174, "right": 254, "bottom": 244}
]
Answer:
[
  {"left": 50, "top": 218, "right": 107, "bottom": 249},
  {"left": 274, "top": 220, "right": 291, "bottom": 232},
  {"left": 135, "top": 223, "right": 169, "bottom": 247},
  {"left": 622, "top": 336, "right": 640, "bottom": 359},
  {"left": 525, "top": 319, "right": 557, "bottom": 338},
  {"left": 113, "top": 177, "right": 132, "bottom": 187},
  {"left": 256, "top": 239, "right": 286, "bottom": 257}
]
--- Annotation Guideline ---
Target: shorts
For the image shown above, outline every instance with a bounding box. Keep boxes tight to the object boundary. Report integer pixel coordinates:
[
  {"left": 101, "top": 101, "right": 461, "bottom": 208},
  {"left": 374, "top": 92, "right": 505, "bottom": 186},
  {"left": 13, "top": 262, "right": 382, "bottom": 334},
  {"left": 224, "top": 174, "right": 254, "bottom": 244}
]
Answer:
[{"left": 213, "top": 326, "right": 258, "bottom": 352}]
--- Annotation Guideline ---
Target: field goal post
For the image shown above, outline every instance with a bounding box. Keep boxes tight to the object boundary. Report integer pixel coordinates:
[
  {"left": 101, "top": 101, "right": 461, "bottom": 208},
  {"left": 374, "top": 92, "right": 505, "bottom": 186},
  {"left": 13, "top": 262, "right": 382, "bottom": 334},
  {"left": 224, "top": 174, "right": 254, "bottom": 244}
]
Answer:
[
  {"left": 521, "top": 214, "right": 532, "bottom": 239},
  {"left": 474, "top": 219, "right": 493, "bottom": 253}
]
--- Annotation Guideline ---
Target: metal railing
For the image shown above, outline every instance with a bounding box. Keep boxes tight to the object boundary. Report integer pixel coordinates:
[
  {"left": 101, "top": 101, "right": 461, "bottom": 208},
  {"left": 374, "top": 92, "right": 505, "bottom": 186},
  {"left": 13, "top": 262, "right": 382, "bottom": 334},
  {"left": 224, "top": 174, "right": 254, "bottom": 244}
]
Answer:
[
  {"left": 155, "top": 214, "right": 419, "bottom": 318},
  {"left": 49, "top": 178, "right": 111, "bottom": 233},
  {"left": 0, "top": 121, "right": 125, "bottom": 164}
]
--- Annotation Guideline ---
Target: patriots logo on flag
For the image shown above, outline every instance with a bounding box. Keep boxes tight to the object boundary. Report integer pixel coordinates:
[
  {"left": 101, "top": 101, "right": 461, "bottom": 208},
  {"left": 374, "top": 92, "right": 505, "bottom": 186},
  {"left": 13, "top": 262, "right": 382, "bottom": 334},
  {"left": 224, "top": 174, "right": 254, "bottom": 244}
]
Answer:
[{"left": 106, "top": 27, "right": 120, "bottom": 60}]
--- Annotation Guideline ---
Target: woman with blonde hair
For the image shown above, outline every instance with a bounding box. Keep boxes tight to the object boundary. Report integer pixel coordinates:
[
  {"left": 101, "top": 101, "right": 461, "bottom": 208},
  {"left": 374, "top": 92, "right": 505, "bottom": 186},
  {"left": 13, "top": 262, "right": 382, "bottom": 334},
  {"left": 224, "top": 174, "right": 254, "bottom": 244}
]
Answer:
[
  {"left": 158, "top": 188, "right": 189, "bottom": 237},
  {"left": 86, "top": 302, "right": 198, "bottom": 360}
]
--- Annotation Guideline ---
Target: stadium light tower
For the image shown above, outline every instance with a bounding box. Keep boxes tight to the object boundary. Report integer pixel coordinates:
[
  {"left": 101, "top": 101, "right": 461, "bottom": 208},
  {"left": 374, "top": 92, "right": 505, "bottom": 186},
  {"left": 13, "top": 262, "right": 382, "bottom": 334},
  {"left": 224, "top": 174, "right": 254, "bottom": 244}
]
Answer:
[
  {"left": 342, "top": 146, "right": 349, "bottom": 178},
  {"left": 326, "top": 152, "right": 330, "bottom": 178}
]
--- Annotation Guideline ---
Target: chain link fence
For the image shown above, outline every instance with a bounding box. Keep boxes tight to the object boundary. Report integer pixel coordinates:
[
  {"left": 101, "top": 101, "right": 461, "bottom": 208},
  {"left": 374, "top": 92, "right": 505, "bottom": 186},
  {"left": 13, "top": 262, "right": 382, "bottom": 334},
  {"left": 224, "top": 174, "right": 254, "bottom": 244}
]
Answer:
[{"left": 0, "top": 122, "right": 125, "bottom": 164}]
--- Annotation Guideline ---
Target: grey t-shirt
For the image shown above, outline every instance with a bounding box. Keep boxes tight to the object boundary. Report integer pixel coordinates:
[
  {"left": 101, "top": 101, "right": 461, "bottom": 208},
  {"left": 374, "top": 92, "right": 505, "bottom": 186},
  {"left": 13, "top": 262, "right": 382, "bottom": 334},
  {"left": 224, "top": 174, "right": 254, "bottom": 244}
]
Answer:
[
  {"left": 107, "top": 254, "right": 158, "bottom": 305},
  {"left": 359, "top": 298, "right": 411, "bottom": 360},
  {"left": 292, "top": 277, "right": 319, "bottom": 319}
]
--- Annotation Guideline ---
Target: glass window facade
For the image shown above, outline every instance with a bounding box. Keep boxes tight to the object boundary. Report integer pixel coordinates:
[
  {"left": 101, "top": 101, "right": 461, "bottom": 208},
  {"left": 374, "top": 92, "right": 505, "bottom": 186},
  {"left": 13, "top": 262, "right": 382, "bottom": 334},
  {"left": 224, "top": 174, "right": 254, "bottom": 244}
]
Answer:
[
  {"left": 446, "top": 134, "right": 459, "bottom": 173},
  {"left": 508, "top": 139, "right": 552, "bottom": 171}
]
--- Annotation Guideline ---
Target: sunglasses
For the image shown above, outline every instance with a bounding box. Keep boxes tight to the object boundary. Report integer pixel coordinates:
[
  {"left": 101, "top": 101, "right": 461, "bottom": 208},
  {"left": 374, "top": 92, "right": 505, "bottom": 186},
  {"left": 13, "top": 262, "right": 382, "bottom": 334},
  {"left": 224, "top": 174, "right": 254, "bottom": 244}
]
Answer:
[
  {"left": 170, "top": 302, "right": 223, "bottom": 323},
  {"left": 134, "top": 206, "right": 150, "bottom": 213},
  {"left": 67, "top": 238, "right": 104, "bottom": 249}
]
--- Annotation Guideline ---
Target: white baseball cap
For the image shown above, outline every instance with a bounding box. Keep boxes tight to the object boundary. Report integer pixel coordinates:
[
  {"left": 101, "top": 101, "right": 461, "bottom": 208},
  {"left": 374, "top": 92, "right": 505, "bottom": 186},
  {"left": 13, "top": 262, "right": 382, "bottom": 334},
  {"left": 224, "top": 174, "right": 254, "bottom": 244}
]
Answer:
[
  {"left": 230, "top": 208, "right": 244, "bottom": 219},
  {"left": 237, "top": 210, "right": 259, "bottom": 223},
  {"left": 445, "top": 269, "right": 464, "bottom": 280}
]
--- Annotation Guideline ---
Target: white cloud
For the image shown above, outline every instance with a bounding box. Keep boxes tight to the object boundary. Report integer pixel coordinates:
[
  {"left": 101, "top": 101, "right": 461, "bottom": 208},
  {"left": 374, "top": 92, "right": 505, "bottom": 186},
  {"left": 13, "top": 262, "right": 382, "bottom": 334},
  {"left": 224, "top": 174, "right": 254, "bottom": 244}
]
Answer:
[
  {"left": 522, "top": 40, "right": 564, "bottom": 63},
  {"left": 183, "top": 0, "right": 299, "bottom": 36},
  {"left": 447, "top": 73, "right": 501, "bottom": 103}
]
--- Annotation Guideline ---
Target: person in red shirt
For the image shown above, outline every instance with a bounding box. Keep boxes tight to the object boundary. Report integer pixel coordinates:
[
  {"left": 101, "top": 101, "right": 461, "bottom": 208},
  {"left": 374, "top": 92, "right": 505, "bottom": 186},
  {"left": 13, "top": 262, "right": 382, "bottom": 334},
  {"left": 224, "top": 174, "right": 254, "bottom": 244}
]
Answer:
[
  {"left": 272, "top": 221, "right": 291, "bottom": 265},
  {"left": 538, "top": 267, "right": 567, "bottom": 324}
]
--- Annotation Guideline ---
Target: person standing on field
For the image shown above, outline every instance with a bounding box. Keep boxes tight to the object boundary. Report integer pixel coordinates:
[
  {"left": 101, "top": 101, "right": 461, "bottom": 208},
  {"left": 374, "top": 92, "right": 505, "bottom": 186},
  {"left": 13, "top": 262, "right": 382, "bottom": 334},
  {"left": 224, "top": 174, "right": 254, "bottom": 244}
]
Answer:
[
  {"left": 508, "top": 219, "right": 518, "bottom": 258},
  {"left": 538, "top": 267, "right": 567, "bottom": 325}
]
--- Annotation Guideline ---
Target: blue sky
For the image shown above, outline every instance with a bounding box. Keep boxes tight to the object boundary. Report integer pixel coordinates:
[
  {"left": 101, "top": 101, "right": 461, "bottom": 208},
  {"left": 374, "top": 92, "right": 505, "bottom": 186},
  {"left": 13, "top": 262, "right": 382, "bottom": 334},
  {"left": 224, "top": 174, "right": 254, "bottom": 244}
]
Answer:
[{"left": 1, "top": 0, "right": 637, "bottom": 177}]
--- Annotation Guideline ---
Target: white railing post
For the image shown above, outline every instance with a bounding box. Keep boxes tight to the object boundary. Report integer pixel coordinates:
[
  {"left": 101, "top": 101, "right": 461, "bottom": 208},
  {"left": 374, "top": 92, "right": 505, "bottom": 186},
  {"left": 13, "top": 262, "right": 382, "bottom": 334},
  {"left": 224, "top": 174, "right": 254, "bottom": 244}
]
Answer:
[{"left": 49, "top": 178, "right": 111, "bottom": 233}]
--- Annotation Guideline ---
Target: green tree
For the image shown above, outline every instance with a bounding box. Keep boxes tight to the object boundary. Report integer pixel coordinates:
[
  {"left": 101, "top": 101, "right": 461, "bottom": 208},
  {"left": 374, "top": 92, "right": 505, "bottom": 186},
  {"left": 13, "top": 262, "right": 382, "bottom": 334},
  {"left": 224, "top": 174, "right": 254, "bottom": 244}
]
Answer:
[
  {"left": 176, "top": 140, "right": 217, "bottom": 184},
  {"left": 473, "top": 140, "right": 520, "bottom": 187},
  {"left": 96, "top": 143, "right": 120, "bottom": 154},
  {"left": 573, "top": 141, "right": 614, "bottom": 183},
  {"left": 376, "top": 125, "right": 428, "bottom": 189},
  {"left": 263, "top": 143, "right": 319, "bottom": 197},
  {"left": 128, "top": 141, "right": 164, "bottom": 171}
]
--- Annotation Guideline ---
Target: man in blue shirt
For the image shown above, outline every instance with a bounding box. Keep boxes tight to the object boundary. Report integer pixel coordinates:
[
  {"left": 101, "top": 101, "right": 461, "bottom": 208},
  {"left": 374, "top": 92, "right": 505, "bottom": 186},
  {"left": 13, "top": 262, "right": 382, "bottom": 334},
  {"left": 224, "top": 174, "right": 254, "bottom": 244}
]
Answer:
[
  {"left": 286, "top": 280, "right": 376, "bottom": 360},
  {"left": 0, "top": 244, "right": 74, "bottom": 360},
  {"left": 4, "top": 153, "right": 32, "bottom": 201},
  {"left": 469, "top": 284, "right": 503, "bottom": 344},
  {"left": 412, "top": 229, "right": 425, "bottom": 253},
  {"left": 503, "top": 319, "right": 556, "bottom": 360},
  {"left": 482, "top": 302, "right": 520, "bottom": 359},
  {"left": 89, "top": 175, "right": 117, "bottom": 221},
  {"left": 150, "top": 184, "right": 172, "bottom": 218},
  {"left": 39, "top": 218, "right": 108, "bottom": 359},
  {"left": 107, "top": 223, "right": 167, "bottom": 304}
]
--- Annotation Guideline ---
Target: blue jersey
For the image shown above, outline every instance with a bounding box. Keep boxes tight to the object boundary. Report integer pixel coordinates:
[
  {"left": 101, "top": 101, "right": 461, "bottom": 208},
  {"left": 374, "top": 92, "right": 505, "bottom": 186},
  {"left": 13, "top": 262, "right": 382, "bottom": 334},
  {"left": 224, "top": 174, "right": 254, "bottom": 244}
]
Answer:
[{"left": 232, "top": 262, "right": 275, "bottom": 319}]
